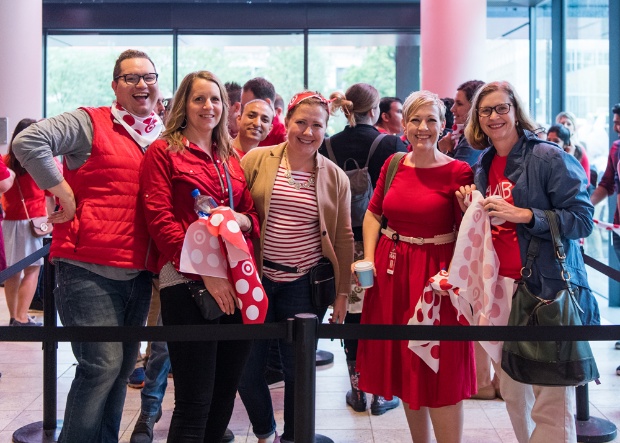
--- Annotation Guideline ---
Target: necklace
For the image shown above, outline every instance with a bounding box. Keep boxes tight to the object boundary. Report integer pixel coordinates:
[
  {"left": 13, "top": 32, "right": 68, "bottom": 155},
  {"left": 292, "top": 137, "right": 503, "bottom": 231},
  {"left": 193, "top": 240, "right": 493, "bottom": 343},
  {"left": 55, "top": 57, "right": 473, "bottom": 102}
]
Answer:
[{"left": 283, "top": 147, "right": 316, "bottom": 190}]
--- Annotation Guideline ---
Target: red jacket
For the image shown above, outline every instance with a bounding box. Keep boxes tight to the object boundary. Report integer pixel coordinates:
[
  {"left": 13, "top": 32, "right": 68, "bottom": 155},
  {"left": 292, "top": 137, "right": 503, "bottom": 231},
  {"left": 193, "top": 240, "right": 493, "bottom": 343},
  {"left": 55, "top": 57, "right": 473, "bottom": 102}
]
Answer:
[
  {"left": 1, "top": 163, "right": 47, "bottom": 220},
  {"left": 258, "top": 117, "right": 286, "bottom": 147},
  {"left": 140, "top": 138, "right": 259, "bottom": 274},
  {"left": 50, "top": 106, "right": 157, "bottom": 271}
]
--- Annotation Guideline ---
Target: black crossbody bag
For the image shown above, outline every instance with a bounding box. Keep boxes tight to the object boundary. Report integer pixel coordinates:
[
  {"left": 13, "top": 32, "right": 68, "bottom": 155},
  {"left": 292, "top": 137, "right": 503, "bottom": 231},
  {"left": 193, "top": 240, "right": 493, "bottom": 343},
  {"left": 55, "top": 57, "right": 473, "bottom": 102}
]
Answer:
[{"left": 263, "top": 257, "right": 336, "bottom": 309}]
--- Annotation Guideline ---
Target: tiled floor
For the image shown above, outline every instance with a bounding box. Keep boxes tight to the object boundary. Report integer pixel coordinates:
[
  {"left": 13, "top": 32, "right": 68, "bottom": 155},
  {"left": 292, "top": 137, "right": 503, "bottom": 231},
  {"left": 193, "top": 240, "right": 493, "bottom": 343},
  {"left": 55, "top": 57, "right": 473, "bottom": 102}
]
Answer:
[{"left": 1, "top": 290, "right": 620, "bottom": 442}]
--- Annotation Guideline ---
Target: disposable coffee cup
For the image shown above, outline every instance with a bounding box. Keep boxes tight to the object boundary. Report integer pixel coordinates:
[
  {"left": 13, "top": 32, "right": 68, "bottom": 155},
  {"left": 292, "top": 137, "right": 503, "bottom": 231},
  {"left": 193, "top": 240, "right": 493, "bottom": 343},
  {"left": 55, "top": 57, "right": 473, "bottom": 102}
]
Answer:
[{"left": 354, "top": 261, "right": 374, "bottom": 289}]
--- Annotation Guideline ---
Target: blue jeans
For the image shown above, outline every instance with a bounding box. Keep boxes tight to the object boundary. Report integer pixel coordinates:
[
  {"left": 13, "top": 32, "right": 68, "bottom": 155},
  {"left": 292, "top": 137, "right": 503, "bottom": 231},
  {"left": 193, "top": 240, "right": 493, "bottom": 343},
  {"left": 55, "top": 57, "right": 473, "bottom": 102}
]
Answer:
[
  {"left": 140, "top": 313, "right": 170, "bottom": 416},
  {"left": 238, "top": 274, "right": 325, "bottom": 442},
  {"left": 55, "top": 261, "right": 151, "bottom": 443}
]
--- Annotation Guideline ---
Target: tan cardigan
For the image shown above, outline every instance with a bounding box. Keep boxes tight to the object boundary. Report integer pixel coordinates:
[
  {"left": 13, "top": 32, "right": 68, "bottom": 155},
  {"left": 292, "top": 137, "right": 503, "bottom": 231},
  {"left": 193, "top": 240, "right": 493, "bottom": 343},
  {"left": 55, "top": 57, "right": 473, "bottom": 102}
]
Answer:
[{"left": 241, "top": 142, "right": 354, "bottom": 295}]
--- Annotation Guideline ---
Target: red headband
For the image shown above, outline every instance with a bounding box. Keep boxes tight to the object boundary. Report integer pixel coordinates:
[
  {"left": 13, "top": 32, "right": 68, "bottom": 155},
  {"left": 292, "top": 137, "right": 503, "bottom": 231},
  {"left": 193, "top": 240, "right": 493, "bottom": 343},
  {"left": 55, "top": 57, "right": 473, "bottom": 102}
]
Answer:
[{"left": 287, "top": 92, "right": 330, "bottom": 113}]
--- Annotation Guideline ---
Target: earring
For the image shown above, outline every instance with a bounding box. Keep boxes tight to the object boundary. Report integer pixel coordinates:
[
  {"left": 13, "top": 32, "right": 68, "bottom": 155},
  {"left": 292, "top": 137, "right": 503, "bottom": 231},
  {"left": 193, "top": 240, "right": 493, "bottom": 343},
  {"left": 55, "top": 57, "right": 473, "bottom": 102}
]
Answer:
[{"left": 180, "top": 118, "right": 187, "bottom": 129}]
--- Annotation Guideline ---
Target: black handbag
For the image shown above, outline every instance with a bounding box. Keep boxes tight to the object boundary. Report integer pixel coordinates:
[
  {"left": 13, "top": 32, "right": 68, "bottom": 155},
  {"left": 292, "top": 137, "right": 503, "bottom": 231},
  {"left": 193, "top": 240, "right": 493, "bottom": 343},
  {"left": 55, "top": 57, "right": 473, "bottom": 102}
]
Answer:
[
  {"left": 501, "top": 210, "right": 599, "bottom": 386},
  {"left": 186, "top": 281, "right": 225, "bottom": 321},
  {"left": 309, "top": 258, "right": 336, "bottom": 309}
]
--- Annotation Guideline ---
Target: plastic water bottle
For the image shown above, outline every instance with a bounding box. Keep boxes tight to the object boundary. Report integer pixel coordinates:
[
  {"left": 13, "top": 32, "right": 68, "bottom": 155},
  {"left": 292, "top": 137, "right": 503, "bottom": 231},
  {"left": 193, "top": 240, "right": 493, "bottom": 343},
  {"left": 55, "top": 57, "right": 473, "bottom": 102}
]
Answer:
[{"left": 191, "top": 189, "right": 218, "bottom": 218}]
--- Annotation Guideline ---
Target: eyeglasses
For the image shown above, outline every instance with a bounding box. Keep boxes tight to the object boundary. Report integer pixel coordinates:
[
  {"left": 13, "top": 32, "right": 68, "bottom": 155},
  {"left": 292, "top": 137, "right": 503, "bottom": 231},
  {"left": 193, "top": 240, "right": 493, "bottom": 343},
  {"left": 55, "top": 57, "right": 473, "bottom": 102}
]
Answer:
[
  {"left": 114, "top": 73, "right": 158, "bottom": 85},
  {"left": 477, "top": 103, "right": 512, "bottom": 117},
  {"left": 163, "top": 98, "right": 172, "bottom": 111}
]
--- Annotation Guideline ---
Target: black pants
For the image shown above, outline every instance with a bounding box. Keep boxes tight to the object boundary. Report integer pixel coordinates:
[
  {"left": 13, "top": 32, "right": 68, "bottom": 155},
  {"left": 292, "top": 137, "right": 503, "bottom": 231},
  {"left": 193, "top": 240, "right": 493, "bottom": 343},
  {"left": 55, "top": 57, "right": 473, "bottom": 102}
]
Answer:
[
  {"left": 344, "top": 312, "right": 361, "bottom": 362},
  {"left": 160, "top": 283, "right": 251, "bottom": 443}
]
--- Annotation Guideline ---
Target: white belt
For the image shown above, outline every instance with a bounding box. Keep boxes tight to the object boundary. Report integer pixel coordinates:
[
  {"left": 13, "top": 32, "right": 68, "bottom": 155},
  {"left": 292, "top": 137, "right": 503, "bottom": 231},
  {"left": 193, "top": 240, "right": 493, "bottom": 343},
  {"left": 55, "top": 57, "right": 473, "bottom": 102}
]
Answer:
[{"left": 381, "top": 227, "right": 456, "bottom": 245}]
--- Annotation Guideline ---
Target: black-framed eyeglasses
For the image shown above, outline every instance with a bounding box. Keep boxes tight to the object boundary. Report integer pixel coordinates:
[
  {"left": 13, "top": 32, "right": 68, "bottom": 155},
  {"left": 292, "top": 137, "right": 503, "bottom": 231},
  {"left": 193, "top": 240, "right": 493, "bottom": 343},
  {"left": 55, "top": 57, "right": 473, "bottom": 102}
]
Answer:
[
  {"left": 114, "top": 73, "right": 158, "bottom": 85},
  {"left": 477, "top": 103, "right": 512, "bottom": 117}
]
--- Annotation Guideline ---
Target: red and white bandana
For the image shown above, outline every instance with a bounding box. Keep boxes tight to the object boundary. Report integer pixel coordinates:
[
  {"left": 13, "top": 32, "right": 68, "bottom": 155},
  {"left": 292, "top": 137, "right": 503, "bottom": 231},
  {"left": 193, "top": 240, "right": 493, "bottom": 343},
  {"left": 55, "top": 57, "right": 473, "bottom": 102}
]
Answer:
[
  {"left": 179, "top": 207, "right": 268, "bottom": 324},
  {"left": 111, "top": 101, "right": 163, "bottom": 149}
]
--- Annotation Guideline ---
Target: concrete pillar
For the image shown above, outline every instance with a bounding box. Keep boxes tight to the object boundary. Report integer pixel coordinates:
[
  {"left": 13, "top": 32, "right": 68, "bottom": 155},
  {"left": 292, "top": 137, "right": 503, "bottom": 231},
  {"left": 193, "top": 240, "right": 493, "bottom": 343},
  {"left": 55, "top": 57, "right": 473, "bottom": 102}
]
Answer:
[
  {"left": 0, "top": 0, "right": 43, "bottom": 153},
  {"left": 420, "top": 0, "right": 487, "bottom": 98}
]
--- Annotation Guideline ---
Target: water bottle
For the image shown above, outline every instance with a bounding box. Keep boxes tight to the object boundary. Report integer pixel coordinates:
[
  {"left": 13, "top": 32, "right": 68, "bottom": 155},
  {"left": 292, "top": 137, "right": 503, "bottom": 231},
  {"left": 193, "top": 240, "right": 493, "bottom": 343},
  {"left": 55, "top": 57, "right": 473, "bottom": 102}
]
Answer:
[{"left": 191, "top": 189, "right": 218, "bottom": 218}]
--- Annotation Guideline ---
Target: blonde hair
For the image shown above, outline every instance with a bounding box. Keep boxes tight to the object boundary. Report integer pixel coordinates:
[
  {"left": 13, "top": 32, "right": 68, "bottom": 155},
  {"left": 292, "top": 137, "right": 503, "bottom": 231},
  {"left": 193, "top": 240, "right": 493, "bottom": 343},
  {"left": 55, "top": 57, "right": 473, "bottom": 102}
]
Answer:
[
  {"left": 464, "top": 81, "right": 538, "bottom": 150},
  {"left": 162, "top": 71, "right": 233, "bottom": 162},
  {"left": 402, "top": 90, "right": 446, "bottom": 125},
  {"left": 329, "top": 83, "right": 380, "bottom": 127}
]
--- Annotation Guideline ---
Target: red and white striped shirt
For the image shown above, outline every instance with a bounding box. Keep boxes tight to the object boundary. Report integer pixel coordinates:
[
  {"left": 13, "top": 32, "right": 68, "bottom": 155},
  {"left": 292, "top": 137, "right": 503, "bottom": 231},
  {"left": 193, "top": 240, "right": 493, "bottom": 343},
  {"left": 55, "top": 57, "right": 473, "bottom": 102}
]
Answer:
[{"left": 263, "top": 165, "right": 322, "bottom": 282}]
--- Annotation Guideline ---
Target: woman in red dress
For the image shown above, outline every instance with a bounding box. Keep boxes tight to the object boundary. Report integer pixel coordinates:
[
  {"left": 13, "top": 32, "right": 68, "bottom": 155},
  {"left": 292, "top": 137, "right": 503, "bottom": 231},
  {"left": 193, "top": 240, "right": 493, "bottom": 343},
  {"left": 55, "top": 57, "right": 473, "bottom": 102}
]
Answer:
[{"left": 356, "top": 90, "right": 476, "bottom": 443}]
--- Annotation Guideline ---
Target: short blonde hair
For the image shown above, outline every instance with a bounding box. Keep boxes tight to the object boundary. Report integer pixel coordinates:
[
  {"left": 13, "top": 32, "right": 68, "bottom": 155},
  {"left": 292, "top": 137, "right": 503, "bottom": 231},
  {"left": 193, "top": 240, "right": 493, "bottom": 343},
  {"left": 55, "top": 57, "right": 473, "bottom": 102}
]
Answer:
[
  {"left": 465, "top": 81, "right": 538, "bottom": 150},
  {"left": 402, "top": 90, "right": 446, "bottom": 125}
]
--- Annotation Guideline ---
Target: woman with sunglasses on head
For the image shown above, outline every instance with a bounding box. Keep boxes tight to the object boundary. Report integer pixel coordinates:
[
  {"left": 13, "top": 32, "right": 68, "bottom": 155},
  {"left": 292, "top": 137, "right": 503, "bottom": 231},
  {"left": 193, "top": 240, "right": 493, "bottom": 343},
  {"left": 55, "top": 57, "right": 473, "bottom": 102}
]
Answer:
[
  {"left": 139, "top": 70, "right": 259, "bottom": 442},
  {"left": 457, "top": 81, "right": 598, "bottom": 443},
  {"left": 238, "top": 91, "right": 354, "bottom": 443}
]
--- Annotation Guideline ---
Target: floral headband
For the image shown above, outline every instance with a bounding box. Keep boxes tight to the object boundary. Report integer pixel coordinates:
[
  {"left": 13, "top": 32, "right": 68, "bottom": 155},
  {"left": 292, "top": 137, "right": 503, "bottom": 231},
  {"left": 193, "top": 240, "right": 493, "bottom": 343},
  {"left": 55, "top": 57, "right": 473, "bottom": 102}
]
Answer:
[{"left": 287, "top": 91, "right": 331, "bottom": 113}]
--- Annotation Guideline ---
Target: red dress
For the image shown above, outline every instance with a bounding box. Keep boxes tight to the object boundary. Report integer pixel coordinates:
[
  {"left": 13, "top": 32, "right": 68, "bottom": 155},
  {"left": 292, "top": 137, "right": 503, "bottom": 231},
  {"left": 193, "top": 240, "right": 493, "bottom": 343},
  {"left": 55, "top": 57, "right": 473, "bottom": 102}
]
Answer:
[{"left": 357, "top": 156, "right": 476, "bottom": 409}]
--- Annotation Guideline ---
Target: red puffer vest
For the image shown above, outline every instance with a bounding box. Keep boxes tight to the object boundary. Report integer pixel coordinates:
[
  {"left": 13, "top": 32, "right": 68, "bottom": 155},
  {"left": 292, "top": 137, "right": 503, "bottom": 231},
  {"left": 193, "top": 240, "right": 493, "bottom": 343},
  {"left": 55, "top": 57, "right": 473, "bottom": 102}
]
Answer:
[{"left": 50, "top": 106, "right": 157, "bottom": 271}]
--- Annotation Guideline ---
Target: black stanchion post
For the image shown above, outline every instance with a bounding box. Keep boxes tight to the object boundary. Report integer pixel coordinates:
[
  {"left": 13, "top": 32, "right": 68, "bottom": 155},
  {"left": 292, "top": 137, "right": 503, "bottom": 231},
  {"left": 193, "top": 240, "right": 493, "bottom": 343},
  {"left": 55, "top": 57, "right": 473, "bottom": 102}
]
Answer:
[
  {"left": 13, "top": 238, "right": 62, "bottom": 442},
  {"left": 575, "top": 384, "right": 617, "bottom": 443},
  {"left": 293, "top": 314, "right": 334, "bottom": 443}
]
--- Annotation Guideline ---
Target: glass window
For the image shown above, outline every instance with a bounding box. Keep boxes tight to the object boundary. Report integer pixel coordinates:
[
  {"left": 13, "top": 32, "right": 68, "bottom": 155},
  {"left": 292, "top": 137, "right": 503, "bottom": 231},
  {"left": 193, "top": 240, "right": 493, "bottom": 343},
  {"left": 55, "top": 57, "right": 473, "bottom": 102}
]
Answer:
[
  {"left": 565, "top": 0, "right": 609, "bottom": 173},
  {"left": 308, "top": 33, "right": 413, "bottom": 135},
  {"left": 177, "top": 33, "right": 304, "bottom": 107},
  {"left": 534, "top": 1, "right": 552, "bottom": 125},
  {"left": 487, "top": 7, "right": 531, "bottom": 114},
  {"left": 46, "top": 34, "right": 173, "bottom": 117},
  {"left": 565, "top": 0, "right": 610, "bottom": 299}
]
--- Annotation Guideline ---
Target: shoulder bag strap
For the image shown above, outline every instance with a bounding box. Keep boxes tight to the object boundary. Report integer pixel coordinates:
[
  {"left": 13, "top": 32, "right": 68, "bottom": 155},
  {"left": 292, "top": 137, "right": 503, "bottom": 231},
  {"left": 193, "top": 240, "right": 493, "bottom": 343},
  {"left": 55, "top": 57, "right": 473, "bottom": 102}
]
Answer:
[
  {"left": 365, "top": 133, "right": 387, "bottom": 168},
  {"left": 544, "top": 209, "right": 578, "bottom": 295},
  {"left": 380, "top": 152, "right": 406, "bottom": 229},
  {"left": 383, "top": 152, "right": 406, "bottom": 197},
  {"left": 223, "top": 162, "right": 234, "bottom": 211},
  {"left": 324, "top": 137, "right": 337, "bottom": 164},
  {"left": 14, "top": 179, "right": 32, "bottom": 220}
]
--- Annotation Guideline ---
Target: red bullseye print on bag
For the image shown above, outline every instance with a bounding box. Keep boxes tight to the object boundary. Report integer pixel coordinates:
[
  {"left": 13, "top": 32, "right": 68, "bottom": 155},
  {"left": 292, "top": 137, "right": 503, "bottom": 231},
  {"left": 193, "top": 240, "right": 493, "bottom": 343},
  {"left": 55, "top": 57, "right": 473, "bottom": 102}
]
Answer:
[{"left": 180, "top": 207, "right": 268, "bottom": 324}]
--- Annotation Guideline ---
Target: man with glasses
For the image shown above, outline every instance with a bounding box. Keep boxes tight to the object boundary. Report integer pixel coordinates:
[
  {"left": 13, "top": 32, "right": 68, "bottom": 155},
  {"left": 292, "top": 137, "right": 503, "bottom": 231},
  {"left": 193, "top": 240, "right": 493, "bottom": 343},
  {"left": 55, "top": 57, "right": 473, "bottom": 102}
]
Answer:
[{"left": 13, "top": 49, "right": 163, "bottom": 443}]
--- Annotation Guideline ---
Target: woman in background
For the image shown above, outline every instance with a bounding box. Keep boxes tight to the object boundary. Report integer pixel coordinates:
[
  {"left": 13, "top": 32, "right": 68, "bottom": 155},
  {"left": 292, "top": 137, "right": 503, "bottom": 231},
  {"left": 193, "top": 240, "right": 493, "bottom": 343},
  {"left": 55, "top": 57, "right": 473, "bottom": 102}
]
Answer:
[
  {"left": 3, "top": 118, "right": 53, "bottom": 326},
  {"left": 320, "top": 82, "right": 405, "bottom": 415},
  {"left": 547, "top": 123, "right": 591, "bottom": 184}
]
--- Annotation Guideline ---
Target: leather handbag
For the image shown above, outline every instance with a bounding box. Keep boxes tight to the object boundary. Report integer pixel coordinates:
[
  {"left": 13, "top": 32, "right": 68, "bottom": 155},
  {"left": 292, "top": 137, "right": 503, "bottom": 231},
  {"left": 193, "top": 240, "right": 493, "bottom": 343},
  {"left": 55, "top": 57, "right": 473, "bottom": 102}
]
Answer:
[
  {"left": 30, "top": 217, "right": 53, "bottom": 237},
  {"left": 186, "top": 280, "right": 225, "bottom": 321},
  {"left": 309, "top": 258, "right": 336, "bottom": 309},
  {"left": 16, "top": 180, "right": 53, "bottom": 237},
  {"left": 501, "top": 210, "right": 599, "bottom": 386}
]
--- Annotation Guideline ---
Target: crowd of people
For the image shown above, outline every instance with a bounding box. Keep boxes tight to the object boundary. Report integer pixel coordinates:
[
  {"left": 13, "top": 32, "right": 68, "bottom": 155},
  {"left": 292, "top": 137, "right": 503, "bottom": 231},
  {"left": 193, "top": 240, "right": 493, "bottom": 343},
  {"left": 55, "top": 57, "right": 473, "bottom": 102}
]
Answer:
[{"left": 2, "top": 47, "right": 615, "bottom": 443}]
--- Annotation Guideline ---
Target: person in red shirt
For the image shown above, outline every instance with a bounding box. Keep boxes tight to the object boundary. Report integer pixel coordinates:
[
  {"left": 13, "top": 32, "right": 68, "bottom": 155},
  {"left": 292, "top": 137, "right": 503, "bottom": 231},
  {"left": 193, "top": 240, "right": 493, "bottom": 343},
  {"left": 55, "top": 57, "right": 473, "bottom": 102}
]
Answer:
[
  {"left": 140, "top": 70, "right": 259, "bottom": 442},
  {"left": 231, "top": 99, "right": 274, "bottom": 158},
  {"left": 374, "top": 96, "right": 403, "bottom": 136},
  {"left": 241, "top": 77, "right": 287, "bottom": 146},
  {"left": 2, "top": 119, "right": 53, "bottom": 327}
]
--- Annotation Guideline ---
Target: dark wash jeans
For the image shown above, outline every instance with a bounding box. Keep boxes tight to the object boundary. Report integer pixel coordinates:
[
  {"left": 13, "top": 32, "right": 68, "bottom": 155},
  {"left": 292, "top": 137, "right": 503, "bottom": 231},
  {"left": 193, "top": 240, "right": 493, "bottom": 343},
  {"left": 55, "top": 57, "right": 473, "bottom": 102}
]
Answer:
[
  {"left": 160, "top": 282, "right": 251, "bottom": 443},
  {"left": 55, "top": 261, "right": 152, "bottom": 443},
  {"left": 237, "top": 274, "right": 326, "bottom": 443}
]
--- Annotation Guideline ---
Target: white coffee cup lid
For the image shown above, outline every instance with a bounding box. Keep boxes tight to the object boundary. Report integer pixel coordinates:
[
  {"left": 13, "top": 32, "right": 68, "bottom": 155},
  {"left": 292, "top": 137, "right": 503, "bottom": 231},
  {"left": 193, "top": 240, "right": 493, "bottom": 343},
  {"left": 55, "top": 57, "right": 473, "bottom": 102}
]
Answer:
[{"left": 354, "top": 261, "right": 373, "bottom": 271}]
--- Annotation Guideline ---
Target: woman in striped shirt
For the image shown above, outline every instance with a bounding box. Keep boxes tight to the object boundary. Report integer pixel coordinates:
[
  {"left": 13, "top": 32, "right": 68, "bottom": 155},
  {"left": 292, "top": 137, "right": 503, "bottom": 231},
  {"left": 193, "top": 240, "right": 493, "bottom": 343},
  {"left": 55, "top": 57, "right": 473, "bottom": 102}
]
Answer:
[{"left": 238, "top": 91, "right": 354, "bottom": 443}]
